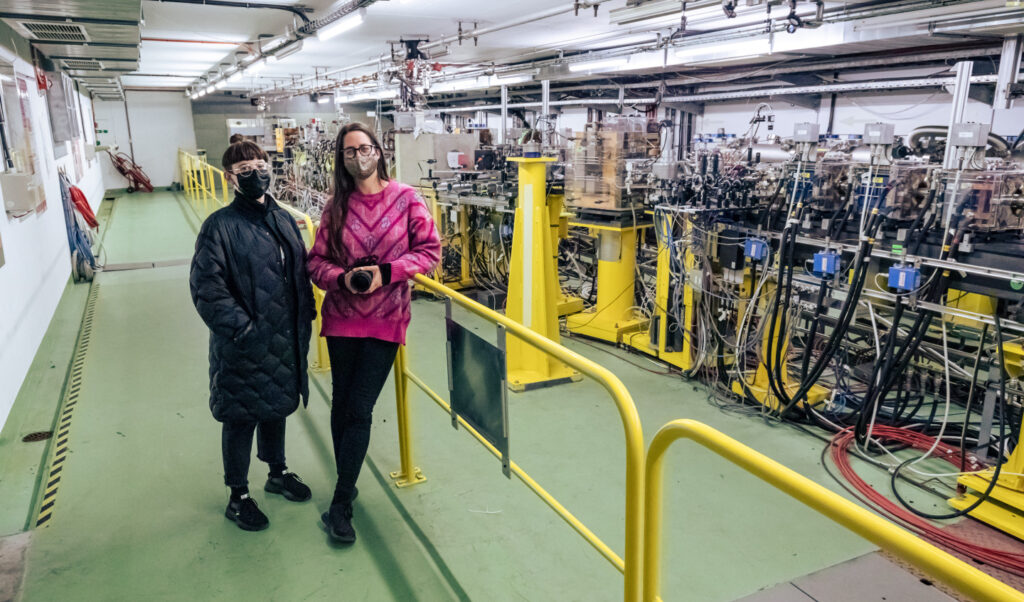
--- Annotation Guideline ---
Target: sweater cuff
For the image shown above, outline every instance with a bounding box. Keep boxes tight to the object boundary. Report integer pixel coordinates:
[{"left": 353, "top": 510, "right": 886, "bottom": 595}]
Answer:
[{"left": 380, "top": 263, "right": 392, "bottom": 286}]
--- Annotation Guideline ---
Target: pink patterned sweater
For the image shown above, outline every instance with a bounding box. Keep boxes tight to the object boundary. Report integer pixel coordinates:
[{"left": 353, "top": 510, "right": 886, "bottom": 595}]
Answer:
[{"left": 307, "top": 180, "right": 441, "bottom": 345}]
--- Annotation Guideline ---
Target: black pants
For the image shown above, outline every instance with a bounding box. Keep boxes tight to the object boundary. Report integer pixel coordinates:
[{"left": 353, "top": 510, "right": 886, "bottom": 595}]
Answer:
[
  {"left": 222, "top": 418, "right": 286, "bottom": 487},
  {"left": 326, "top": 336, "right": 399, "bottom": 506}
]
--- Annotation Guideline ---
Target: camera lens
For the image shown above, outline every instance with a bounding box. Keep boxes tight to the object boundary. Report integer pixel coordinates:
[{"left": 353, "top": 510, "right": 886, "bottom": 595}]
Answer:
[{"left": 351, "top": 270, "right": 373, "bottom": 293}]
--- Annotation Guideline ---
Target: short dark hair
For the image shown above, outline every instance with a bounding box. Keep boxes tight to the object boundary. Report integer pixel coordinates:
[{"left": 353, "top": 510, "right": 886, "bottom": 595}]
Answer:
[
  {"left": 229, "top": 133, "right": 244, "bottom": 144},
  {"left": 222, "top": 140, "right": 268, "bottom": 171}
]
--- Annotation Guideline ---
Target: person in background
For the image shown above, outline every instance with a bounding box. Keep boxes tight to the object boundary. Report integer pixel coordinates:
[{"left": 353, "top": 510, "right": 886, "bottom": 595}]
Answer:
[
  {"left": 307, "top": 123, "right": 440, "bottom": 544},
  {"left": 190, "top": 141, "right": 316, "bottom": 531},
  {"left": 229, "top": 133, "right": 244, "bottom": 144}
]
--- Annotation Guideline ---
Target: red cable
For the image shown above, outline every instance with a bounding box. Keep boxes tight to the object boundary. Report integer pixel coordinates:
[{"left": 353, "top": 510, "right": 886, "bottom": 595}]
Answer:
[{"left": 829, "top": 425, "right": 1024, "bottom": 576}]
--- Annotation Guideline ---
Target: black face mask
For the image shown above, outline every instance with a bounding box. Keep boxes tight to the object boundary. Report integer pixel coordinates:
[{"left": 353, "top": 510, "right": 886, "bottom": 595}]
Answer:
[{"left": 235, "top": 170, "right": 271, "bottom": 200}]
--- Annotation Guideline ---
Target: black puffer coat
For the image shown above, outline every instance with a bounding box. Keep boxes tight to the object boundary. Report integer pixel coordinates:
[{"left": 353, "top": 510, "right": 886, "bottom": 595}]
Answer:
[{"left": 189, "top": 193, "right": 316, "bottom": 423}]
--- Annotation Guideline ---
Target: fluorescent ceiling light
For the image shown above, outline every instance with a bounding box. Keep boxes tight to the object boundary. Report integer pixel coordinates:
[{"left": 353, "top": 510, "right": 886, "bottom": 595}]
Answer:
[
  {"left": 430, "top": 77, "right": 483, "bottom": 93},
  {"left": 271, "top": 41, "right": 303, "bottom": 62},
  {"left": 205, "top": 85, "right": 215, "bottom": 94},
  {"left": 316, "top": 95, "right": 331, "bottom": 104},
  {"left": 215, "top": 79, "right": 227, "bottom": 89},
  {"left": 317, "top": 8, "right": 366, "bottom": 41},
  {"left": 196, "top": 87, "right": 207, "bottom": 97},
  {"left": 260, "top": 36, "right": 287, "bottom": 53},
  {"left": 227, "top": 70, "right": 244, "bottom": 83},
  {"left": 673, "top": 37, "right": 772, "bottom": 64},
  {"left": 568, "top": 57, "right": 628, "bottom": 73},
  {"left": 490, "top": 74, "right": 532, "bottom": 86},
  {"left": 245, "top": 58, "right": 267, "bottom": 74}
]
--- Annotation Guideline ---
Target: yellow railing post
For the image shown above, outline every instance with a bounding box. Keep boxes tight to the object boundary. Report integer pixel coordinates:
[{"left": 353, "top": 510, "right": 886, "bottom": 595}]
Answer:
[
  {"left": 409, "top": 274, "right": 645, "bottom": 602},
  {"left": 642, "top": 419, "right": 1024, "bottom": 602},
  {"left": 390, "top": 344, "right": 425, "bottom": 487}
]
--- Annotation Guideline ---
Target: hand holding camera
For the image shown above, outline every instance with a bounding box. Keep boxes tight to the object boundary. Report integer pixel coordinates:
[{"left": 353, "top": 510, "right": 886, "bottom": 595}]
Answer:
[{"left": 343, "top": 255, "right": 383, "bottom": 295}]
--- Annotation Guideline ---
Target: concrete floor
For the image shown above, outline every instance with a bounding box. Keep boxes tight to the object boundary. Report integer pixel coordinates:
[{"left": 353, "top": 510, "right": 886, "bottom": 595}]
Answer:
[{"left": 2, "top": 190, "right": 964, "bottom": 601}]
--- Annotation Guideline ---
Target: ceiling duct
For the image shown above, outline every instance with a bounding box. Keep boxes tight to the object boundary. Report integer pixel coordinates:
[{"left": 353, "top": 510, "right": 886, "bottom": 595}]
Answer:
[
  {"left": 19, "top": 21, "right": 90, "bottom": 42},
  {"left": 62, "top": 58, "right": 104, "bottom": 71}
]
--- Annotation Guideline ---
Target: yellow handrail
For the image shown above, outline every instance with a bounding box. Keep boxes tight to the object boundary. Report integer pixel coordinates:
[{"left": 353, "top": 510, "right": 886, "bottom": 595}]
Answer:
[
  {"left": 401, "top": 273, "right": 646, "bottom": 602},
  {"left": 178, "top": 150, "right": 230, "bottom": 216},
  {"left": 642, "top": 419, "right": 1024, "bottom": 602},
  {"left": 277, "top": 203, "right": 331, "bottom": 371}
]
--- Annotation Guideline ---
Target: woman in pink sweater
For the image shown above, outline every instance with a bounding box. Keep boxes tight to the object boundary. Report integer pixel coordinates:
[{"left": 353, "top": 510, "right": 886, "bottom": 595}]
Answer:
[{"left": 307, "top": 123, "right": 440, "bottom": 544}]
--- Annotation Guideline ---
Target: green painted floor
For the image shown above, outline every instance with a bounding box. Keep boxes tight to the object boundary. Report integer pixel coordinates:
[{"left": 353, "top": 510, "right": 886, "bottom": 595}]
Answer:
[{"left": 10, "top": 190, "right": 945, "bottom": 601}]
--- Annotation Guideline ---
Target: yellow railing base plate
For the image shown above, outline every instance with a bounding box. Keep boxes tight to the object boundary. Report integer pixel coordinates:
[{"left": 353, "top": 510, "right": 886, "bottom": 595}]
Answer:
[
  {"left": 390, "top": 468, "right": 428, "bottom": 488},
  {"left": 948, "top": 491, "right": 1024, "bottom": 541},
  {"left": 508, "top": 369, "right": 581, "bottom": 392}
]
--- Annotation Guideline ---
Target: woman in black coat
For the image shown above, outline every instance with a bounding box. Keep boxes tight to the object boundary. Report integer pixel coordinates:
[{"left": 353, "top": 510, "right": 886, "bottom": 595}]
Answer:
[{"left": 189, "top": 141, "right": 317, "bottom": 531}]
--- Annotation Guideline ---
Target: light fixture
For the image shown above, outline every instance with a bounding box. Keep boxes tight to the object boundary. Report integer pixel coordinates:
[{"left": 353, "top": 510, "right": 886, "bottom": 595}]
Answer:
[
  {"left": 271, "top": 41, "right": 303, "bottom": 62},
  {"left": 490, "top": 73, "right": 532, "bottom": 86},
  {"left": 316, "top": 8, "right": 366, "bottom": 41},
  {"left": 205, "top": 84, "right": 215, "bottom": 94},
  {"left": 227, "top": 70, "right": 244, "bottom": 83},
  {"left": 245, "top": 58, "right": 267, "bottom": 75},
  {"left": 196, "top": 86, "right": 207, "bottom": 97},
  {"left": 215, "top": 79, "right": 227, "bottom": 89},
  {"left": 673, "top": 37, "right": 771, "bottom": 65},
  {"left": 568, "top": 57, "right": 628, "bottom": 73}
]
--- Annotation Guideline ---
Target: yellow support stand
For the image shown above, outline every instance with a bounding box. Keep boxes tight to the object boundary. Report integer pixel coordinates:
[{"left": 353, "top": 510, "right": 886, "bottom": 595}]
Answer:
[
  {"left": 567, "top": 219, "right": 650, "bottom": 344},
  {"left": 505, "top": 157, "right": 579, "bottom": 391},
  {"left": 950, "top": 340, "right": 1024, "bottom": 538}
]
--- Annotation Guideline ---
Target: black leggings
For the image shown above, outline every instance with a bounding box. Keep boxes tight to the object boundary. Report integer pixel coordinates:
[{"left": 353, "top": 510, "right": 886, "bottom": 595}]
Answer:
[
  {"left": 222, "top": 418, "right": 286, "bottom": 487},
  {"left": 326, "top": 336, "right": 399, "bottom": 506}
]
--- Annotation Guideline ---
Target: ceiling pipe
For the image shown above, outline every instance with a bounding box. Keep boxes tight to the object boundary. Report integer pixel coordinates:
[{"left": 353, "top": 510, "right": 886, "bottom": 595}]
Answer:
[
  {"left": 265, "top": 0, "right": 614, "bottom": 95},
  {"left": 152, "top": 0, "right": 311, "bottom": 23},
  {"left": 141, "top": 37, "right": 241, "bottom": 45},
  {"left": 256, "top": 0, "right": 1011, "bottom": 99},
  {"left": 418, "top": 0, "right": 616, "bottom": 51}
]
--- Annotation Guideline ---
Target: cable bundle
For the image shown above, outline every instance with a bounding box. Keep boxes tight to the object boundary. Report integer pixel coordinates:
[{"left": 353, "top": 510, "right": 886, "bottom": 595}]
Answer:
[{"left": 829, "top": 425, "right": 1024, "bottom": 576}]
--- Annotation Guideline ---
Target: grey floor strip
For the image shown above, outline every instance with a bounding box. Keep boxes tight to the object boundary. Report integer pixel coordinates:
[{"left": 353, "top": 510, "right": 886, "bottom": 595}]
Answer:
[{"left": 101, "top": 258, "right": 191, "bottom": 272}]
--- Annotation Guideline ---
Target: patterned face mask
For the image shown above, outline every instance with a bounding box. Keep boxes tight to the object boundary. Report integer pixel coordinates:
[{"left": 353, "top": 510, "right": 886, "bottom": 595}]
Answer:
[{"left": 344, "top": 151, "right": 378, "bottom": 180}]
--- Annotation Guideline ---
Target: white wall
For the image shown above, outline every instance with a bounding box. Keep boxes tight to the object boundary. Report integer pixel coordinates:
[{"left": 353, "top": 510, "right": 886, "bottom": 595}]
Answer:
[
  {"left": 0, "top": 48, "right": 106, "bottom": 429},
  {"left": 94, "top": 91, "right": 197, "bottom": 189}
]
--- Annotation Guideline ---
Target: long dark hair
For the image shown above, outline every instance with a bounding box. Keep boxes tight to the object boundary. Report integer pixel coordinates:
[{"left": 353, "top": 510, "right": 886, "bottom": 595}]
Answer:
[{"left": 326, "top": 122, "right": 389, "bottom": 263}]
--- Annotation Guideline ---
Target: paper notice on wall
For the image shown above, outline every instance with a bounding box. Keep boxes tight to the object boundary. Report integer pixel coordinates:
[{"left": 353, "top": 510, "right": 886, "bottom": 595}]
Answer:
[
  {"left": 0, "top": 231, "right": 5, "bottom": 268},
  {"left": 72, "top": 139, "right": 84, "bottom": 182}
]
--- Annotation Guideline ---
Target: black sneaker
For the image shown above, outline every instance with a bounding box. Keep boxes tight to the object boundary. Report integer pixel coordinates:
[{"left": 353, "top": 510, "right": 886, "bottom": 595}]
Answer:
[
  {"left": 321, "top": 504, "right": 356, "bottom": 544},
  {"left": 225, "top": 495, "right": 269, "bottom": 531},
  {"left": 264, "top": 472, "right": 312, "bottom": 502}
]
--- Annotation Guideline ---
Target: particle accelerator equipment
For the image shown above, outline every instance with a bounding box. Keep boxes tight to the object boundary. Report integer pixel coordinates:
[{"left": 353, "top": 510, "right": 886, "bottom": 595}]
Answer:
[{"left": 384, "top": 105, "right": 1024, "bottom": 565}]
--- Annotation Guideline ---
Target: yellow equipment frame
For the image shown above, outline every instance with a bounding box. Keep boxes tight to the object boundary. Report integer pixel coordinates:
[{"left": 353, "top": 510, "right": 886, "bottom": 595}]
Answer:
[
  {"left": 395, "top": 273, "right": 646, "bottom": 601},
  {"left": 644, "top": 419, "right": 1024, "bottom": 602},
  {"left": 629, "top": 209, "right": 695, "bottom": 370},
  {"left": 950, "top": 339, "right": 1024, "bottom": 538},
  {"left": 567, "top": 219, "right": 652, "bottom": 344}
]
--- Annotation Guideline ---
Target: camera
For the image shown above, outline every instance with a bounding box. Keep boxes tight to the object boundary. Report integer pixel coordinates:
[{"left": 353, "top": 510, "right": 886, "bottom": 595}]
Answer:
[{"left": 348, "top": 255, "right": 379, "bottom": 293}]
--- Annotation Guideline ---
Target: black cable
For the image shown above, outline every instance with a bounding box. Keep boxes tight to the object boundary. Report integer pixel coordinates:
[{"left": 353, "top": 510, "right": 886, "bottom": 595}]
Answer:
[
  {"left": 889, "top": 311, "right": 1007, "bottom": 521},
  {"left": 959, "top": 323, "right": 989, "bottom": 473}
]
